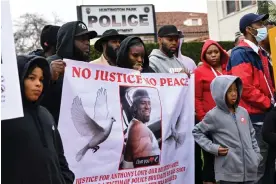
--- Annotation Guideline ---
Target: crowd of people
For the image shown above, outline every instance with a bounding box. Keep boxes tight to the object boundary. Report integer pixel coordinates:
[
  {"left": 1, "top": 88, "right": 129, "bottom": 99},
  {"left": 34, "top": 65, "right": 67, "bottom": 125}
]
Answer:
[{"left": 1, "top": 12, "right": 276, "bottom": 184}]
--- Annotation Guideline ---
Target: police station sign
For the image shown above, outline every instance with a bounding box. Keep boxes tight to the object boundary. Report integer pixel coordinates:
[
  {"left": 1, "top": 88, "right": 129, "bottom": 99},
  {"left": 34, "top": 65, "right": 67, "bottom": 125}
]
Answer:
[{"left": 77, "top": 5, "right": 156, "bottom": 36}]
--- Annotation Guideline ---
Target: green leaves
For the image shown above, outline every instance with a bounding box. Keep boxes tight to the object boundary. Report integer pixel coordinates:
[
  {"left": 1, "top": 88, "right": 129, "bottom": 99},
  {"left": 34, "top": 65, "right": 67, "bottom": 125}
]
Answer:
[{"left": 257, "top": 0, "right": 276, "bottom": 21}]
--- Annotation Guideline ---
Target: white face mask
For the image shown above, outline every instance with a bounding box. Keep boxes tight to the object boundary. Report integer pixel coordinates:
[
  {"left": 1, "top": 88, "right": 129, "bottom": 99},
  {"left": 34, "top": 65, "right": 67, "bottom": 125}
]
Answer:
[{"left": 251, "top": 27, "right": 268, "bottom": 42}]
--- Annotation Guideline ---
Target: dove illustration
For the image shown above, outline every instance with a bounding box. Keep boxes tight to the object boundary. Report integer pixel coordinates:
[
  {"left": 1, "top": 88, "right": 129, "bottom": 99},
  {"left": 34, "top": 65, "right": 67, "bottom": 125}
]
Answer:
[
  {"left": 165, "top": 115, "right": 186, "bottom": 149},
  {"left": 71, "top": 88, "right": 116, "bottom": 162}
]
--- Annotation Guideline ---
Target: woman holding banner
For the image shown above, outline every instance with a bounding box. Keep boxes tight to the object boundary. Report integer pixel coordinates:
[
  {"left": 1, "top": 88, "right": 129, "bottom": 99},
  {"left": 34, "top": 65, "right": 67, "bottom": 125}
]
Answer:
[{"left": 194, "top": 40, "right": 229, "bottom": 184}]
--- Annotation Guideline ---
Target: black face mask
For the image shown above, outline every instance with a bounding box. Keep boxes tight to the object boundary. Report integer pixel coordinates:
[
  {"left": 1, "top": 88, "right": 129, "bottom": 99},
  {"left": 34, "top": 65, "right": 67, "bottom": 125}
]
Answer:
[
  {"left": 161, "top": 42, "right": 175, "bottom": 58},
  {"left": 74, "top": 45, "right": 90, "bottom": 62},
  {"left": 105, "top": 43, "right": 118, "bottom": 61}
]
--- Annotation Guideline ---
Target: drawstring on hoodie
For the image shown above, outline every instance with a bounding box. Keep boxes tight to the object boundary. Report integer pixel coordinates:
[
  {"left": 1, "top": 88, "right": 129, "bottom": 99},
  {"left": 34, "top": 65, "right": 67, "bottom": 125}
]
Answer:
[{"left": 211, "top": 67, "right": 223, "bottom": 77}]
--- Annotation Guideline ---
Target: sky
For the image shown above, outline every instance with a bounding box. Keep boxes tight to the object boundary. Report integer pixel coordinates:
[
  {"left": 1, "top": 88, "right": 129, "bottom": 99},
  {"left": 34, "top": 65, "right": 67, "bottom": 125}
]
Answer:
[{"left": 9, "top": 0, "right": 207, "bottom": 24}]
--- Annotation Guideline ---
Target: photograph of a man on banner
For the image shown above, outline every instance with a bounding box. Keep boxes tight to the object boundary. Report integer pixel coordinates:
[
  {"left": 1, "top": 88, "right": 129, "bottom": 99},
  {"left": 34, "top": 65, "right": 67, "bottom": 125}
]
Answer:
[{"left": 119, "top": 86, "right": 162, "bottom": 169}]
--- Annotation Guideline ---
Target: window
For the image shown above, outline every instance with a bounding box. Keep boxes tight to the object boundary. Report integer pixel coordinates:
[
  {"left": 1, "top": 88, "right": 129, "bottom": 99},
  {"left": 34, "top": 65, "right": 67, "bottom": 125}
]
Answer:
[
  {"left": 226, "top": 0, "right": 236, "bottom": 14},
  {"left": 192, "top": 19, "right": 198, "bottom": 26},
  {"left": 241, "top": 0, "right": 252, "bottom": 8}
]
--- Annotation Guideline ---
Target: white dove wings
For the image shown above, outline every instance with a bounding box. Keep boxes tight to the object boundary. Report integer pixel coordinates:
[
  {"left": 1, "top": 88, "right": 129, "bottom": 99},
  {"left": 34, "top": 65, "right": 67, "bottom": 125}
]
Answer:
[{"left": 71, "top": 96, "right": 104, "bottom": 136}]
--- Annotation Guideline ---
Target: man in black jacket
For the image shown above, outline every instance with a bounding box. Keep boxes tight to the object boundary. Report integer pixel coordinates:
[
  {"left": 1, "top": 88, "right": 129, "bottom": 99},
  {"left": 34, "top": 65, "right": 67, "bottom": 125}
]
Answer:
[
  {"left": 41, "top": 21, "right": 97, "bottom": 125},
  {"left": 2, "top": 55, "right": 74, "bottom": 184}
]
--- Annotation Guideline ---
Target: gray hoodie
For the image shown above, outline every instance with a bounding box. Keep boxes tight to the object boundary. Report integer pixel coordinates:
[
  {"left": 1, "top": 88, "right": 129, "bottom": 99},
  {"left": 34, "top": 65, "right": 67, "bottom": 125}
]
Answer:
[
  {"left": 175, "top": 38, "right": 197, "bottom": 72},
  {"left": 149, "top": 49, "right": 188, "bottom": 73},
  {"left": 193, "top": 75, "right": 262, "bottom": 182}
]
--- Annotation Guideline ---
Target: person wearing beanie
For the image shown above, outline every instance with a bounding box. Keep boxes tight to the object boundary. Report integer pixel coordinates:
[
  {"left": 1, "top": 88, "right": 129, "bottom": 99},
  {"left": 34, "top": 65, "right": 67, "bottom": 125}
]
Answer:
[
  {"left": 227, "top": 13, "right": 275, "bottom": 184},
  {"left": 29, "top": 25, "right": 60, "bottom": 58}
]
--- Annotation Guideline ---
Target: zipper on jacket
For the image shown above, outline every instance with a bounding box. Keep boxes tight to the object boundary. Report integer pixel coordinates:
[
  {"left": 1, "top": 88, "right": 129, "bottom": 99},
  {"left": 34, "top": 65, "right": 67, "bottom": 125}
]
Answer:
[{"left": 232, "top": 112, "right": 246, "bottom": 181}]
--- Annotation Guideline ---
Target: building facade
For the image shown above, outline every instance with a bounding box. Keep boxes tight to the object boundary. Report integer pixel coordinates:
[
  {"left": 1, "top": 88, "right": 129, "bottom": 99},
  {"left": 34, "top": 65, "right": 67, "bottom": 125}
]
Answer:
[
  {"left": 91, "top": 11, "right": 209, "bottom": 44},
  {"left": 207, "top": 0, "right": 257, "bottom": 41},
  {"left": 156, "top": 12, "right": 209, "bottom": 42}
]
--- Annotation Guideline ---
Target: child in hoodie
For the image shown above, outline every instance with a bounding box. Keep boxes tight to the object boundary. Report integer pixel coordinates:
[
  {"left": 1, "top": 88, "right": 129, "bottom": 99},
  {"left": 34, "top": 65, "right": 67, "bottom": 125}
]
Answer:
[
  {"left": 193, "top": 75, "right": 262, "bottom": 184},
  {"left": 2, "top": 55, "right": 74, "bottom": 184},
  {"left": 195, "top": 39, "right": 229, "bottom": 184}
]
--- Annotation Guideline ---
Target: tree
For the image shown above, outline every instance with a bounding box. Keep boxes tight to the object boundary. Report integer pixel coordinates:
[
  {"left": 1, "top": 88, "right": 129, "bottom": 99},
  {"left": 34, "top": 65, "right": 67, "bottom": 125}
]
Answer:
[
  {"left": 257, "top": 0, "right": 276, "bottom": 21},
  {"left": 13, "top": 12, "right": 63, "bottom": 54}
]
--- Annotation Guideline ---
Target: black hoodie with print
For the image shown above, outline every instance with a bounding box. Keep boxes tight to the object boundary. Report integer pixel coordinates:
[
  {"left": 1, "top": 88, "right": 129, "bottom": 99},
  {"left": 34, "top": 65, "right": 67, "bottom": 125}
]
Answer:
[
  {"left": 1, "top": 55, "right": 75, "bottom": 184},
  {"left": 41, "top": 21, "right": 87, "bottom": 125},
  {"left": 116, "top": 36, "right": 155, "bottom": 73}
]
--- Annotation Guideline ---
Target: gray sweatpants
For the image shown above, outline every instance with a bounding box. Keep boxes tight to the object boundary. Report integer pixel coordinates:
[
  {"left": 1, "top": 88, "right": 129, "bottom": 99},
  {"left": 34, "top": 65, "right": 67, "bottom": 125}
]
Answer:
[{"left": 253, "top": 124, "right": 269, "bottom": 184}]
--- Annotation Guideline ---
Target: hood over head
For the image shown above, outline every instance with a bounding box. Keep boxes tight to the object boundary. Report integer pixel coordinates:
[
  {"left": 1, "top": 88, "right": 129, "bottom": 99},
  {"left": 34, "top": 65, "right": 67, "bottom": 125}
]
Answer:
[
  {"left": 176, "top": 37, "right": 184, "bottom": 59},
  {"left": 210, "top": 75, "right": 243, "bottom": 112},
  {"left": 116, "top": 36, "right": 150, "bottom": 70},
  {"left": 56, "top": 21, "right": 97, "bottom": 60},
  {"left": 201, "top": 40, "right": 229, "bottom": 69},
  {"left": 17, "top": 55, "right": 50, "bottom": 107}
]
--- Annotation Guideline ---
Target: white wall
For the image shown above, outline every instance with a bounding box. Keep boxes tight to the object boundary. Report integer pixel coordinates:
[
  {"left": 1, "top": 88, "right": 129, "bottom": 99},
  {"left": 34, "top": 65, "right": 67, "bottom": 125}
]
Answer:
[
  {"left": 207, "top": 0, "right": 257, "bottom": 41},
  {"left": 207, "top": 1, "right": 220, "bottom": 41}
]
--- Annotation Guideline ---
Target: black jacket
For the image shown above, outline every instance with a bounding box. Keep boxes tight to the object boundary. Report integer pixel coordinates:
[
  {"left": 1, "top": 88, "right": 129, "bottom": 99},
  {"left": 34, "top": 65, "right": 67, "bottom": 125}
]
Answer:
[
  {"left": 42, "top": 21, "right": 85, "bottom": 124},
  {"left": 262, "top": 106, "right": 276, "bottom": 184},
  {"left": 116, "top": 36, "right": 155, "bottom": 73},
  {"left": 263, "top": 106, "right": 276, "bottom": 148},
  {"left": 1, "top": 55, "right": 75, "bottom": 184}
]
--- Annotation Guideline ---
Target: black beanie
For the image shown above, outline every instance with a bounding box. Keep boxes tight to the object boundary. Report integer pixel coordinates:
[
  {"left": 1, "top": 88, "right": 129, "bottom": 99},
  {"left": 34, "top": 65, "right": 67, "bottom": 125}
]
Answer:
[
  {"left": 40, "top": 25, "right": 60, "bottom": 51},
  {"left": 132, "top": 89, "right": 150, "bottom": 103}
]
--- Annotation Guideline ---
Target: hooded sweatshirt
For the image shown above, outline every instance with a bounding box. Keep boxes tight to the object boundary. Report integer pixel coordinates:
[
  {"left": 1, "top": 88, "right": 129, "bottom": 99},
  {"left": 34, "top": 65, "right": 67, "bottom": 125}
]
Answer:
[
  {"left": 194, "top": 40, "right": 229, "bottom": 121},
  {"left": 149, "top": 48, "right": 188, "bottom": 73},
  {"left": 1, "top": 55, "right": 74, "bottom": 184},
  {"left": 116, "top": 36, "right": 155, "bottom": 73},
  {"left": 42, "top": 21, "right": 86, "bottom": 124},
  {"left": 175, "top": 37, "right": 197, "bottom": 72},
  {"left": 193, "top": 75, "right": 261, "bottom": 182}
]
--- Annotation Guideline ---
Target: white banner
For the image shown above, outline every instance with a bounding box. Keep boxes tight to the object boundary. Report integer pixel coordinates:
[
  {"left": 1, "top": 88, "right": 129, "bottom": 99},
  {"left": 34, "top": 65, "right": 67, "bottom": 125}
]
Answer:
[
  {"left": 1, "top": 0, "right": 23, "bottom": 120},
  {"left": 79, "top": 5, "right": 156, "bottom": 35},
  {"left": 59, "top": 59, "right": 194, "bottom": 184}
]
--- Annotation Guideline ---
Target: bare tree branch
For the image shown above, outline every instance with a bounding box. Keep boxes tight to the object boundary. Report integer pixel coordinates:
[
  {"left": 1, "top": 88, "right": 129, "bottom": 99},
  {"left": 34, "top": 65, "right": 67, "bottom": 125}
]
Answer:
[
  {"left": 13, "top": 12, "right": 64, "bottom": 54},
  {"left": 52, "top": 12, "right": 63, "bottom": 25},
  {"left": 13, "top": 13, "right": 49, "bottom": 54}
]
